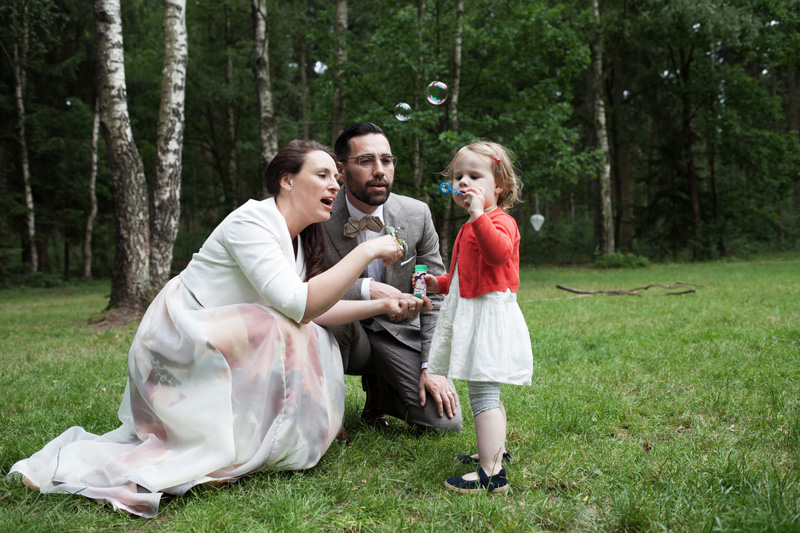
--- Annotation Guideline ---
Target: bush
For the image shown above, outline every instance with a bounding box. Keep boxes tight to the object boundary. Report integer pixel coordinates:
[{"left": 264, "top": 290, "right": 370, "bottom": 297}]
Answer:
[{"left": 593, "top": 252, "right": 651, "bottom": 269}]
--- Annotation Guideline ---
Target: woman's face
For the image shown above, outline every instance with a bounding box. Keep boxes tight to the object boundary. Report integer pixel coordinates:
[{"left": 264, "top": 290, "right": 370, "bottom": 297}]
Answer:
[{"left": 282, "top": 150, "right": 340, "bottom": 225}]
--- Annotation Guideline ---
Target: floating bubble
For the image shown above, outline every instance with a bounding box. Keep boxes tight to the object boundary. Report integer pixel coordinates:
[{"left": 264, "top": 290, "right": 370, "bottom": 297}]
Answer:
[
  {"left": 395, "top": 102, "right": 412, "bottom": 121},
  {"left": 426, "top": 81, "right": 448, "bottom": 105},
  {"left": 530, "top": 214, "right": 545, "bottom": 232}
]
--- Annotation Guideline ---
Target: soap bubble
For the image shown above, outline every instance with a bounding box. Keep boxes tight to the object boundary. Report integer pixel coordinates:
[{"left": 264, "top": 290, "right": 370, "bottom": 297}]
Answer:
[
  {"left": 395, "top": 102, "right": 412, "bottom": 121},
  {"left": 426, "top": 81, "right": 448, "bottom": 105}
]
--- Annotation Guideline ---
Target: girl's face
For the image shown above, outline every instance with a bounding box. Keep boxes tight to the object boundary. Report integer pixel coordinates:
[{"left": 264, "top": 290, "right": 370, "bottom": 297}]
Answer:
[{"left": 452, "top": 149, "right": 502, "bottom": 212}]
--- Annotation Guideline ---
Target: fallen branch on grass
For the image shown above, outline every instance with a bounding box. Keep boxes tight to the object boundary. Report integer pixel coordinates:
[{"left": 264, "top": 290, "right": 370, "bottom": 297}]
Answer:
[{"left": 556, "top": 281, "right": 707, "bottom": 297}]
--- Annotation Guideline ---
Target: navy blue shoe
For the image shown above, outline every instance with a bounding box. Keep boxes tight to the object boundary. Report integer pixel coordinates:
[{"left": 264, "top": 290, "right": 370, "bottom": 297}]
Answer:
[
  {"left": 455, "top": 450, "right": 511, "bottom": 465},
  {"left": 444, "top": 467, "right": 509, "bottom": 494}
]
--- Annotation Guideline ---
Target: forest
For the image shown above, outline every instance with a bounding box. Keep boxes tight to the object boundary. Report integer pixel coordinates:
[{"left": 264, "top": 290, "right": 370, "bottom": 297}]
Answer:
[{"left": 1, "top": 0, "right": 798, "bottom": 299}]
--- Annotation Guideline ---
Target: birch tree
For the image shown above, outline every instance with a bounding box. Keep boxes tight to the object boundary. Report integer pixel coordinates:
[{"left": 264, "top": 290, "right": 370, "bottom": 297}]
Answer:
[
  {"left": 150, "top": 0, "right": 188, "bottom": 290},
  {"left": 592, "top": 0, "right": 614, "bottom": 255},
  {"left": 94, "top": 0, "right": 151, "bottom": 310},
  {"left": 83, "top": 99, "right": 100, "bottom": 280},
  {"left": 0, "top": 1, "right": 42, "bottom": 272},
  {"left": 252, "top": 0, "right": 278, "bottom": 189}
]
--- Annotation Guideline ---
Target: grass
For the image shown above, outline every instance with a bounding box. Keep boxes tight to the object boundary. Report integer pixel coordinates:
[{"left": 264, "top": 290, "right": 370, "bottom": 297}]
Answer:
[{"left": 1, "top": 253, "right": 799, "bottom": 532}]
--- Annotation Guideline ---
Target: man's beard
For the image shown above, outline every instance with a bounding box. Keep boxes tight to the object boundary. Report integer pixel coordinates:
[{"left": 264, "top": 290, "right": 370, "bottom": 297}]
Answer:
[{"left": 351, "top": 177, "right": 392, "bottom": 206}]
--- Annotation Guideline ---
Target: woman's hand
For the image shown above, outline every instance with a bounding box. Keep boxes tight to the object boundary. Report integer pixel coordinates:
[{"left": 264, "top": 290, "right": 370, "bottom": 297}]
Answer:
[
  {"left": 383, "top": 294, "right": 433, "bottom": 321},
  {"left": 423, "top": 274, "right": 440, "bottom": 294},
  {"left": 362, "top": 234, "right": 405, "bottom": 266}
]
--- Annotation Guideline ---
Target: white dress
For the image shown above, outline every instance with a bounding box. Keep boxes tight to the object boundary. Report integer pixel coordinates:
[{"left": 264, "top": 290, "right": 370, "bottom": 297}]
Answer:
[
  {"left": 8, "top": 199, "right": 345, "bottom": 518},
  {"left": 428, "top": 266, "right": 532, "bottom": 385}
]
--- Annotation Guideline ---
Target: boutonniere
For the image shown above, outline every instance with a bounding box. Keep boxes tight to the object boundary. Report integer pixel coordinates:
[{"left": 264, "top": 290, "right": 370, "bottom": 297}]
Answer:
[{"left": 384, "top": 225, "right": 408, "bottom": 261}]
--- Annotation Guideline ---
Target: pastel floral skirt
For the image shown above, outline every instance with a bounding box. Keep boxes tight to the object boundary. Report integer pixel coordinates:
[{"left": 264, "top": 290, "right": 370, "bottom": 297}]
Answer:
[{"left": 9, "top": 277, "right": 344, "bottom": 517}]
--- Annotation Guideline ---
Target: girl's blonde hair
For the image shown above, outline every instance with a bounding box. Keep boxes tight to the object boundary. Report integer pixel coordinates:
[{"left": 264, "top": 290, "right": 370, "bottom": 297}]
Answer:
[{"left": 444, "top": 141, "right": 522, "bottom": 211}]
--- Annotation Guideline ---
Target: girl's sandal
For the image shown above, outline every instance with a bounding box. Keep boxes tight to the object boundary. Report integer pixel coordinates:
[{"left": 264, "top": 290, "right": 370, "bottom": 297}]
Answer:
[
  {"left": 444, "top": 466, "right": 509, "bottom": 494},
  {"left": 455, "top": 450, "right": 511, "bottom": 465}
]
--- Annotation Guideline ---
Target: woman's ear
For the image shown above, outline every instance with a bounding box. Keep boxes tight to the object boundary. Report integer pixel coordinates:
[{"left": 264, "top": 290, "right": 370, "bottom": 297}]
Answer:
[{"left": 280, "top": 174, "right": 293, "bottom": 192}]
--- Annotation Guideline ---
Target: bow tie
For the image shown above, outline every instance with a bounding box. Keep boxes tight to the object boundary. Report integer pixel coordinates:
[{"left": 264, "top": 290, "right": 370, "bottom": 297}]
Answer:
[{"left": 344, "top": 215, "right": 384, "bottom": 238}]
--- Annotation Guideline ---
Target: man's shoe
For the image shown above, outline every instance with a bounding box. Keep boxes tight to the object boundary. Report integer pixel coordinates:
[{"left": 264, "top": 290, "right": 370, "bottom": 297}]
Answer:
[
  {"left": 455, "top": 450, "right": 512, "bottom": 465},
  {"left": 444, "top": 467, "right": 509, "bottom": 494},
  {"left": 360, "top": 410, "right": 389, "bottom": 427},
  {"left": 361, "top": 375, "right": 389, "bottom": 428}
]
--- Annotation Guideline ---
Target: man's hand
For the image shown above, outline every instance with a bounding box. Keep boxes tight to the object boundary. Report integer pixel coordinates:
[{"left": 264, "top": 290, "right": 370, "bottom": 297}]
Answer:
[
  {"left": 372, "top": 281, "right": 433, "bottom": 321},
  {"left": 418, "top": 369, "right": 458, "bottom": 418}
]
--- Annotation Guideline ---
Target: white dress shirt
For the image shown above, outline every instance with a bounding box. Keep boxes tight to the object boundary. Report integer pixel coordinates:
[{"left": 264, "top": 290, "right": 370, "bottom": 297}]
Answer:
[{"left": 345, "top": 195, "right": 386, "bottom": 299}]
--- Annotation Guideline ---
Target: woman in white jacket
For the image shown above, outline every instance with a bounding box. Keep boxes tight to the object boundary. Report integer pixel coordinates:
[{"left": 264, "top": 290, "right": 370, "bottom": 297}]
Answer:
[{"left": 9, "top": 140, "right": 420, "bottom": 517}]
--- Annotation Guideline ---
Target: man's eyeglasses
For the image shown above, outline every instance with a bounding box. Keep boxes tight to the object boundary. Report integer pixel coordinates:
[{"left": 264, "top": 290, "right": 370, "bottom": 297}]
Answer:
[{"left": 343, "top": 155, "right": 397, "bottom": 170}]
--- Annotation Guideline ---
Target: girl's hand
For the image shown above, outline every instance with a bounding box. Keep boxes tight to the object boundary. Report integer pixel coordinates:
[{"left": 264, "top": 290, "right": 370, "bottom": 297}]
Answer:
[
  {"left": 423, "top": 274, "right": 440, "bottom": 294},
  {"left": 456, "top": 186, "right": 486, "bottom": 220},
  {"left": 363, "top": 234, "right": 404, "bottom": 265}
]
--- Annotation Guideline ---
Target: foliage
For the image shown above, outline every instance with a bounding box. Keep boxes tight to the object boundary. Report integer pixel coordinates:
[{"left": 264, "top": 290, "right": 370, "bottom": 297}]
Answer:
[
  {"left": 0, "top": 0, "right": 798, "bottom": 284},
  {"left": 593, "top": 251, "right": 651, "bottom": 269},
  {"left": 2, "top": 255, "right": 799, "bottom": 530}
]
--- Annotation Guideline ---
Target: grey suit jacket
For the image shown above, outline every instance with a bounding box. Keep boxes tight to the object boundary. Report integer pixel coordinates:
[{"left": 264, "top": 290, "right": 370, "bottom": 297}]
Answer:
[{"left": 321, "top": 187, "right": 446, "bottom": 362}]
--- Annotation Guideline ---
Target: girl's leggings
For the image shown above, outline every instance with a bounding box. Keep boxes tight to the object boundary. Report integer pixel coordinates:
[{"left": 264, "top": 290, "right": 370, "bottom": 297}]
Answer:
[{"left": 467, "top": 381, "right": 502, "bottom": 416}]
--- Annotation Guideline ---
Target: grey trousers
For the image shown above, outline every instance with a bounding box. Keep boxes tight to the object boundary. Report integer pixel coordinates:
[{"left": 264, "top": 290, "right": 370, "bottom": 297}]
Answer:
[{"left": 327, "top": 322, "right": 462, "bottom": 433}]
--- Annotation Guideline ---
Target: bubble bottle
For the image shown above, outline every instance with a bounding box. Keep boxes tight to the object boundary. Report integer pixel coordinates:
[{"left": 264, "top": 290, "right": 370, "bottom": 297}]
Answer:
[{"left": 413, "top": 265, "right": 427, "bottom": 298}]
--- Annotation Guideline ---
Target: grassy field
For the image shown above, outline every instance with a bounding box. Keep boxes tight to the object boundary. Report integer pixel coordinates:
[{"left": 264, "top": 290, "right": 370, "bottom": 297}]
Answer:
[{"left": 1, "top": 254, "right": 799, "bottom": 532}]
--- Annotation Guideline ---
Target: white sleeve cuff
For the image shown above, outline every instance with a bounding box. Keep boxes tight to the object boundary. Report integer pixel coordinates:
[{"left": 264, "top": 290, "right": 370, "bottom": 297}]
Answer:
[
  {"left": 420, "top": 362, "right": 428, "bottom": 370},
  {"left": 361, "top": 277, "right": 373, "bottom": 300}
]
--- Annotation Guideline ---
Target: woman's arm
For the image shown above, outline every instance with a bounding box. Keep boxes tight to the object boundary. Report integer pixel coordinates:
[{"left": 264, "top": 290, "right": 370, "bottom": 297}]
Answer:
[
  {"left": 312, "top": 296, "right": 420, "bottom": 327},
  {"left": 301, "top": 235, "right": 403, "bottom": 323}
]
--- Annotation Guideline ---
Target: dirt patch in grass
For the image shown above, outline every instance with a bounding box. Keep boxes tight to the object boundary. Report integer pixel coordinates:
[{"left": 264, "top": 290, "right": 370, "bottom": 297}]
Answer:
[{"left": 87, "top": 304, "right": 143, "bottom": 332}]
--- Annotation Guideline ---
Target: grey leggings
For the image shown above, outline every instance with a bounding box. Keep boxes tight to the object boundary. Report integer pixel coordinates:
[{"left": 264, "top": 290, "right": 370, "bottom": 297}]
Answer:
[{"left": 468, "top": 381, "right": 502, "bottom": 416}]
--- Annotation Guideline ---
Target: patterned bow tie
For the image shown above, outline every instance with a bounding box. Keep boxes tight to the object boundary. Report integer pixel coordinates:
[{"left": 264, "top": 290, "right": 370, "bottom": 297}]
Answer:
[{"left": 343, "top": 215, "right": 384, "bottom": 238}]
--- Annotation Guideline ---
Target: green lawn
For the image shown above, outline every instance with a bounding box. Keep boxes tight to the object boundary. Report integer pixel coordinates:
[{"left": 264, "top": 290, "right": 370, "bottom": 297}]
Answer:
[{"left": 1, "top": 254, "right": 799, "bottom": 532}]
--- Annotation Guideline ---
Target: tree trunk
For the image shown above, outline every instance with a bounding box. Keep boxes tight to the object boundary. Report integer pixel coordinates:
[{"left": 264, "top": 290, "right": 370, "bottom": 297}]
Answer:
[
  {"left": 252, "top": 0, "right": 278, "bottom": 195},
  {"left": 224, "top": 3, "right": 238, "bottom": 211},
  {"left": 592, "top": 0, "right": 614, "bottom": 255},
  {"left": 678, "top": 47, "right": 701, "bottom": 256},
  {"left": 94, "top": 0, "right": 151, "bottom": 310},
  {"left": 439, "top": 0, "right": 463, "bottom": 264},
  {"left": 411, "top": 0, "right": 426, "bottom": 201},
  {"left": 299, "top": 37, "right": 309, "bottom": 139},
  {"left": 11, "top": 4, "right": 37, "bottom": 273},
  {"left": 708, "top": 40, "right": 724, "bottom": 255},
  {"left": 331, "top": 0, "right": 347, "bottom": 145},
  {"left": 789, "top": 69, "right": 798, "bottom": 133},
  {"left": 788, "top": 69, "right": 799, "bottom": 207},
  {"left": 83, "top": 98, "right": 100, "bottom": 280},
  {"left": 149, "top": 0, "right": 187, "bottom": 291}
]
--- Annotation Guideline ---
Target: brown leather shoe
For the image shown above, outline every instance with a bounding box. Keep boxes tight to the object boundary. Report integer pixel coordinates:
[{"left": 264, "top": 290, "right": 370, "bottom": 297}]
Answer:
[{"left": 361, "top": 374, "right": 389, "bottom": 428}]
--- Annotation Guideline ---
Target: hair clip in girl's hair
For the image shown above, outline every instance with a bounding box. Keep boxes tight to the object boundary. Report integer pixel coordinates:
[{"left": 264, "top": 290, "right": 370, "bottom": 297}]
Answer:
[{"left": 491, "top": 157, "right": 501, "bottom": 166}]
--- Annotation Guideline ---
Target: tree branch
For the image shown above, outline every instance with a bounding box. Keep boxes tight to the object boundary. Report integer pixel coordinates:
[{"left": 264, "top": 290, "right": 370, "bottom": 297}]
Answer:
[{"left": 556, "top": 281, "right": 706, "bottom": 296}]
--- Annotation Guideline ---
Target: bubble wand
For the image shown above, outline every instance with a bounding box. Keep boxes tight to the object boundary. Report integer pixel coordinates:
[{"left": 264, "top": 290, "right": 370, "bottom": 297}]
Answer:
[{"left": 439, "top": 182, "right": 466, "bottom": 195}]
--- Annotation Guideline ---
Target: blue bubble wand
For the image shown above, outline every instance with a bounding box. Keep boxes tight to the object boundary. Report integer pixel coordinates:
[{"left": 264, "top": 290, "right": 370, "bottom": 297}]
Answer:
[{"left": 439, "top": 182, "right": 466, "bottom": 195}]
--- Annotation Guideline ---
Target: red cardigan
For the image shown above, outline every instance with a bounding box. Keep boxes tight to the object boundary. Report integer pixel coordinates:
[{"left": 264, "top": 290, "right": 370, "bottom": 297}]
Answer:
[{"left": 435, "top": 208, "right": 520, "bottom": 298}]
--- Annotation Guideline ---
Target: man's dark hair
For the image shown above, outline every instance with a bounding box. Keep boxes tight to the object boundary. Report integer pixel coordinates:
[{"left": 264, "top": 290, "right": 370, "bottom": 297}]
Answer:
[{"left": 334, "top": 122, "right": 386, "bottom": 161}]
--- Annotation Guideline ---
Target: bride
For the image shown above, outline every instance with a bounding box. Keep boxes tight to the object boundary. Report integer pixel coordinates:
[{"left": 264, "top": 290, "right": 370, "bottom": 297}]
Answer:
[{"left": 9, "top": 140, "right": 424, "bottom": 517}]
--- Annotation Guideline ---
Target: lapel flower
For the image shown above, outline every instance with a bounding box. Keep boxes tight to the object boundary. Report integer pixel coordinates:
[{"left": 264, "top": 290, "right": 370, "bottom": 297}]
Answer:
[{"left": 384, "top": 225, "right": 408, "bottom": 261}]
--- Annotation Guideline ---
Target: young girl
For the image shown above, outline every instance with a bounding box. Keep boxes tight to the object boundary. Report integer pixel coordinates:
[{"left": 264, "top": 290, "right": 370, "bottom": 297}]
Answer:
[{"left": 425, "top": 141, "right": 533, "bottom": 494}]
